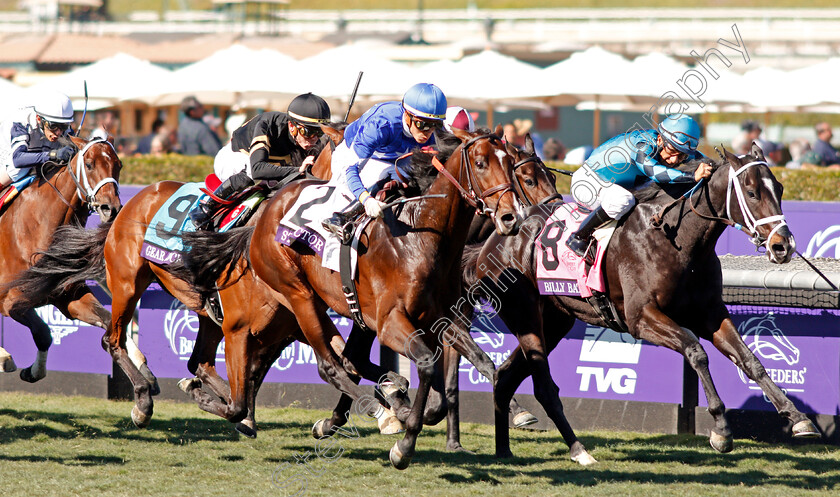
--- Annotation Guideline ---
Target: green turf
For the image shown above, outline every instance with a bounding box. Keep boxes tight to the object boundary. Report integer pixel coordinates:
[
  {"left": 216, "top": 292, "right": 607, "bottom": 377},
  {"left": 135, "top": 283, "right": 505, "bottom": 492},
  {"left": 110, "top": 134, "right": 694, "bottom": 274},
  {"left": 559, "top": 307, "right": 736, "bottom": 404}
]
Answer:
[{"left": 0, "top": 391, "right": 838, "bottom": 496}]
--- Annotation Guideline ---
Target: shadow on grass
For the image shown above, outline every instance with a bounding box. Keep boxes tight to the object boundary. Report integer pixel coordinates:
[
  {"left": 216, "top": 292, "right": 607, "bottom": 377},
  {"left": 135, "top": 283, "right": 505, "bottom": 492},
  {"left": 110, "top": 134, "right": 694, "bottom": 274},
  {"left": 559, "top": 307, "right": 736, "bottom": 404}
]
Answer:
[{"left": 0, "top": 454, "right": 125, "bottom": 466}]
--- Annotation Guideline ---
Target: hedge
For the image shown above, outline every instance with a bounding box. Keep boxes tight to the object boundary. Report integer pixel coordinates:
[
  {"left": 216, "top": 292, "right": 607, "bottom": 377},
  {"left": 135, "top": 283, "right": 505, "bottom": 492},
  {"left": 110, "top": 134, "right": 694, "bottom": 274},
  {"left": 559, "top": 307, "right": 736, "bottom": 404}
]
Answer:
[{"left": 119, "top": 155, "right": 840, "bottom": 202}]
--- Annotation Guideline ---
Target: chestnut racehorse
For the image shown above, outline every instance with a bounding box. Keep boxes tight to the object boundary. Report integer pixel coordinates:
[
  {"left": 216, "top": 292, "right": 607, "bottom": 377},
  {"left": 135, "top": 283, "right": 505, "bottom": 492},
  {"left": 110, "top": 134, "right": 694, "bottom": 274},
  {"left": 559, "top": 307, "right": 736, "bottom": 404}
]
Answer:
[{"left": 0, "top": 136, "right": 121, "bottom": 382}]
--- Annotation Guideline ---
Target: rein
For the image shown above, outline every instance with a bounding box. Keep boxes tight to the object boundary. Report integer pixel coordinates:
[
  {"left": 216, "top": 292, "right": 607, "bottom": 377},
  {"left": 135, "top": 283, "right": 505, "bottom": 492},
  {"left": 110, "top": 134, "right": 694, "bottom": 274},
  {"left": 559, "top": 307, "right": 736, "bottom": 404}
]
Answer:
[
  {"left": 430, "top": 133, "right": 514, "bottom": 216},
  {"left": 651, "top": 159, "right": 789, "bottom": 252}
]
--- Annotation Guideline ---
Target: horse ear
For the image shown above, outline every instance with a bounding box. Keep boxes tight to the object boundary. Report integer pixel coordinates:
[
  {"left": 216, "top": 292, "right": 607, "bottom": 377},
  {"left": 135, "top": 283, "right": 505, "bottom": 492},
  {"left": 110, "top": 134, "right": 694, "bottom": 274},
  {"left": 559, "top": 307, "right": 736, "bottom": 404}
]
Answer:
[
  {"left": 750, "top": 141, "right": 766, "bottom": 162},
  {"left": 69, "top": 136, "right": 85, "bottom": 149},
  {"left": 524, "top": 133, "right": 535, "bottom": 156},
  {"left": 322, "top": 125, "right": 343, "bottom": 146},
  {"left": 494, "top": 123, "right": 504, "bottom": 138},
  {"left": 720, "top": 145, "right": 741, "bottom": 167},
  {"left": 451, "top": 127, "right": 471, "bottom": 142}
]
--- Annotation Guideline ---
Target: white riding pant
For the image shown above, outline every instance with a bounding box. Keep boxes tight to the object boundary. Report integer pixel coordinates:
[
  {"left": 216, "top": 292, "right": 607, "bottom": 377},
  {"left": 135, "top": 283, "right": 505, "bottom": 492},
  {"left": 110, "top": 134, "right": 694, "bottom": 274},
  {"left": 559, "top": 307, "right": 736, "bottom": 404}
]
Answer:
[
  {"left": 570, "top": 166, "right": 636, "bottom": 220},
  {"left": 213, "top": 142, "right": 250, "bottom": 183},
  {"left": 328, "top": 141, "right": 400, "bottom": 208}
]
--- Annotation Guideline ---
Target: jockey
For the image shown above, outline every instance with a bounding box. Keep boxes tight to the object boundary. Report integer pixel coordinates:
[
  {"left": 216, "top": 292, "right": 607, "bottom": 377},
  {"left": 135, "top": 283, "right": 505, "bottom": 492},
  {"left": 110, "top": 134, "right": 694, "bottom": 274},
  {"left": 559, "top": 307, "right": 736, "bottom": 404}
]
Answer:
[
  {"left": 189, "top": 92, "right": 331, "bottom": 227},
  {"left": 321, "top": 82, "right": 447, "bottom": 241},
  {"left": 0, "top": 90, "right": 76, "bottom": 188},
  {"left": 565, "top": 114, "right": 713, "bottom": 257}
]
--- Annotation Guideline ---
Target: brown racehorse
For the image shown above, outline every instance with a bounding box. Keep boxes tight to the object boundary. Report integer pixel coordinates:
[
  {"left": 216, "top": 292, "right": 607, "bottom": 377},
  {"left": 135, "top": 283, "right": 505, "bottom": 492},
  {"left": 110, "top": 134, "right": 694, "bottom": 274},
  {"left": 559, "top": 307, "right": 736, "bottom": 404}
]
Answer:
[
  {"left": 6, "top": 129, "right": 346, "bottom": 430},
  {"left": 461, "top": 145, "right": 817, "bottom": 460},
  {"left": 184, "top": 127, "right": 521, "bottom": 469},
  {"left": 0, "top": 136, "right": 121, "bottom": 382}
]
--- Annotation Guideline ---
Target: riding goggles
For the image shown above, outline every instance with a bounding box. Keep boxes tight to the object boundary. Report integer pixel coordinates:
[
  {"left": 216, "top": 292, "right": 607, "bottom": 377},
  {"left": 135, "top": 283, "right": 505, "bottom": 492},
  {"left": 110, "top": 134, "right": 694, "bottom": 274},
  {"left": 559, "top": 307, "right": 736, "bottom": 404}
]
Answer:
[
  {"left": 293, "top": 121, "right": 324, "bottom": 138},
  {"left": 409, "top": 114, "right": 440, "bottom": 132},
  {"left": 43, "top": 120, "right": 70, "bottom": 133},
  {"left": 660, "top": 129, "right": 699, "bottom": 154}
]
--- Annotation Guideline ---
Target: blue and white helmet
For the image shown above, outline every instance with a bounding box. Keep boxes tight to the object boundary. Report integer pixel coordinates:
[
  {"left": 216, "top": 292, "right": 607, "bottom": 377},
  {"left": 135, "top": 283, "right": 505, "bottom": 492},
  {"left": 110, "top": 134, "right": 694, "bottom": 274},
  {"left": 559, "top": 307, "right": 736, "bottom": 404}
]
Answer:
[
  {"left": 658, "top": 115, "right": 701, "bottom": 154},
  {"left": 402, "top": 83, "right": 447, "bottom": 121}
]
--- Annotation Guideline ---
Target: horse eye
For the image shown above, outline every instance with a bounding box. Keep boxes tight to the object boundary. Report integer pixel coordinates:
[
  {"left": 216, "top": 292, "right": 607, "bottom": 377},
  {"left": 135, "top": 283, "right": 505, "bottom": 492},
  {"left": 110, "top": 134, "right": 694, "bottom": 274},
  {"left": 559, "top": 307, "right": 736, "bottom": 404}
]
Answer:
[
  {"left": 525, "top": 179, "right": 535, "bottom": 187},
  {"left": 475, "top": 159, "right": 486, "bottom": 169},
  {"left": 86, "top": 161, "right": 94, "bottom": 170},
  {"left": 747, "top": 190, "right": 756, "bottom": 199}
]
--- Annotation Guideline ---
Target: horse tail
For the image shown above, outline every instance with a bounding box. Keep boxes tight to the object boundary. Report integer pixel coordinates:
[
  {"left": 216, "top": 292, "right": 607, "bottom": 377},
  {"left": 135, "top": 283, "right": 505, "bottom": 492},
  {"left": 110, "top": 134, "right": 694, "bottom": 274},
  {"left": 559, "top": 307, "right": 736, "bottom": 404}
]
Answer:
[
  {"left": 7, "top": 221, "right": 112, "bottom": 315},
  {"left": 461, "top": 242, "right": 483, "bottom": 288},
  {"left": 180, "top": 226, "right": 254, "bottom": 296}
]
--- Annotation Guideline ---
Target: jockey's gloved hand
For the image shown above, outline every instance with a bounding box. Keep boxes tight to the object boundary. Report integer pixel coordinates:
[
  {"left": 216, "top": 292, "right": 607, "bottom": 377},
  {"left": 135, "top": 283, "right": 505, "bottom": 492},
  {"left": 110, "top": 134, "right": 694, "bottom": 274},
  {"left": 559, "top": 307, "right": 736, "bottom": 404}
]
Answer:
[
  {"left": 49, "top": 145, "right": 75, "bottom": 164},
  {"left": 363, "top": 196, "right": 387, "bottom": 218}
]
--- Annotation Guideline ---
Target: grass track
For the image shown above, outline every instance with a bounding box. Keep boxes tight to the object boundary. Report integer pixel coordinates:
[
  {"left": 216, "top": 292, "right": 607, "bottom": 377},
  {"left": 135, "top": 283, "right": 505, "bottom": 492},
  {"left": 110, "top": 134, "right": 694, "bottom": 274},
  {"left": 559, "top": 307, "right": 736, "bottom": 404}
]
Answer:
[{"left": 0, "top": 391, "right": 838, "bottom": 496}]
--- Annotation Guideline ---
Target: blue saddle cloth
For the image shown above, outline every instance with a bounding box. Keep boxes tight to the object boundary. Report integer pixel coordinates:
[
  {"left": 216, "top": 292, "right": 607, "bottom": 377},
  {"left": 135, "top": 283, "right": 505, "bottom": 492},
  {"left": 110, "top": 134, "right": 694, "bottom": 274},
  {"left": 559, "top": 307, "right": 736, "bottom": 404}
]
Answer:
[{"left": 141, "top": 182, "right": 204, "bottom": 265}]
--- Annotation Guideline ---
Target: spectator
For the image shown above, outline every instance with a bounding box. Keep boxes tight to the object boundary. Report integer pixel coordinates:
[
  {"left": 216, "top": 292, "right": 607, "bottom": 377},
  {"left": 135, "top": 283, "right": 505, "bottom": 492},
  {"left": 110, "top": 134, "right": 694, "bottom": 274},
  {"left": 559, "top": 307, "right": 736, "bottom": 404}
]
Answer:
[
  {"left": 756, "top": 139, "right": 783, "bottom": 167},
  {"left": 177, "top": 95, "right": 222, "bottom": 156},
  {"left": 785, "top": 138, "right": 812, "bottom": 169},
  {"left": 812, "top": 122, "right": 840, "bottom": 169},
  {"left": 502, "top": 121, "right": 519, "bottom": 146},
  {"left": 149, "top": 133, "right": 172, "bottom": 155},
  {"left": 542, "top": 137, "right": 566, "bottom": 162},
  {"left": 800, "top": 150, "right": 825, "bottom": 169},
  {"left": 515, "top": 118, "right": 544, "bottom": 158},
  {"left": 134, "top": 118, "right": 165, "bottom": 155},
  {"left": 732, "top": 120, "right": 762, "bottom": 156}
]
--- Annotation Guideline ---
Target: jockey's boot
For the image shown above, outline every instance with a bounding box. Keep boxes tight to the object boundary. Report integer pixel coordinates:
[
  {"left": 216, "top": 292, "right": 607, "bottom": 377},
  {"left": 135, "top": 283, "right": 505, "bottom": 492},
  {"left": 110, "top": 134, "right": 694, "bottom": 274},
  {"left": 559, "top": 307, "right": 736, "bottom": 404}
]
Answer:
[
  {"left": 565, "top": 206, "right": 611, "bottom": 258},
  {"left": 189, "top": 176, "right": 241, "bottom": 229},
  {"left": 322, "top": 201, "right": 365, "bottom": 244}
]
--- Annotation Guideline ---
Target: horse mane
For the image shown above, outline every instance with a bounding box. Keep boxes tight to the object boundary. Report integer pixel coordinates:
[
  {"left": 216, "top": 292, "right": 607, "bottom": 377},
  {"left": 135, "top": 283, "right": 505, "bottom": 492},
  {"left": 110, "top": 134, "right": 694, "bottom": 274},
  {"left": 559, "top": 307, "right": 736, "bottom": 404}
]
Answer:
[
  {"left": 633, "top": 156, "right": 721, "bottom": 204},
  {"left": 403, "top": 129, "right": 462, "bottom": 194}
]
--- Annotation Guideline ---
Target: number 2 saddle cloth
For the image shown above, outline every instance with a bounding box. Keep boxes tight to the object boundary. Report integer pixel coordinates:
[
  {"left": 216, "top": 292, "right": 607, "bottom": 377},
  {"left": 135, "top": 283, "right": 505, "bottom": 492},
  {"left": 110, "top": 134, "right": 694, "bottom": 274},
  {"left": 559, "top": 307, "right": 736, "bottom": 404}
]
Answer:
[{"left": 535, "top": 203, "right": 617, "bottom": 298}]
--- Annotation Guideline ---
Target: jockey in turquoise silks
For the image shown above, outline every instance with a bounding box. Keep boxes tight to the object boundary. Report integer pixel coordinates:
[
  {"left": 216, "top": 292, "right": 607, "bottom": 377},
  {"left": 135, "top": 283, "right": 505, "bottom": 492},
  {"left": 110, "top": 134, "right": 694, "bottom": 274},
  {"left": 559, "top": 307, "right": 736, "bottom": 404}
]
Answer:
[
  {"left": 321, "top": 82, "right": 447, "bottom": 242},
  {"left": 565, "top": 114, "right": 713, "bottom": 257}
]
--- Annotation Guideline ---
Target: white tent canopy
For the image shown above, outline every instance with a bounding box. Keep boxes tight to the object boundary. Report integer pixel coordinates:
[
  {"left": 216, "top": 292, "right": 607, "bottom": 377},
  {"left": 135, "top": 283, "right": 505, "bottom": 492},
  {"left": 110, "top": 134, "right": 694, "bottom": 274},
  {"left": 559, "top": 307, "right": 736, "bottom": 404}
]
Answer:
[
  {"left": 31, "top": 52, "right": 173, "bottom": 110},
  {"left": 0, "top": 78, "right": 26, "bottom": 115}
]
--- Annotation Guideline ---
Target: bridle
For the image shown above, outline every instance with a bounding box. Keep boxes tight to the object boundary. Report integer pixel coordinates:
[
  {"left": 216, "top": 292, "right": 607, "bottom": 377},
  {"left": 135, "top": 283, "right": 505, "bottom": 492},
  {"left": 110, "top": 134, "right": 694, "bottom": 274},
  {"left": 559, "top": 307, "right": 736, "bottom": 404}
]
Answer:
[
  {"left": 511, "top": 154, "right": 563, "bottom": 206},
  {"left": 431, "top": 133, "right": 515, "bottom": 217},
  {"left": 44, "top": 138, "right": 120, "bottom": 214}
]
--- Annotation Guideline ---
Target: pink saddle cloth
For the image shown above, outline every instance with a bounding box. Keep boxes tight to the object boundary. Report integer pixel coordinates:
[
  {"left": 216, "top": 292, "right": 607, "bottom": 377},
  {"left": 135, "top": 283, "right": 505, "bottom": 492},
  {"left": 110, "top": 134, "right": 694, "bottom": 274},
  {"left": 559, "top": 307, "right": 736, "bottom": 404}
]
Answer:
[{"left": 535, "top": 203, "right": 608, "bottom": 298}]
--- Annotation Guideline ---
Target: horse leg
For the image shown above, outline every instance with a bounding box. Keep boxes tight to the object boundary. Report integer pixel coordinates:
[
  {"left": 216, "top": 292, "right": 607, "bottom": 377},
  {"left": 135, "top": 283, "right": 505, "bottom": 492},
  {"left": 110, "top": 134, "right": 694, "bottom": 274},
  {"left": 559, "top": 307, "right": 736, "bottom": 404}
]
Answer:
[
  {"left": 380, "top": 312, "right": 437, "bottom": 470},
  {"left": 442, "top": 344, "right": 473, "bottom": 452},
  {"left": 9, "top": 308, "right": 51, "bottom": 382},
  {"left": 342, "top": 324, "right": 412, "bottom": 416},
  {"left": 635, "top": 304, "right": 733, "bottom": 453},
  {"left": 0, "top": 346, "right": 15, "bottom": 372},
  {"left": 104, "top": 268, "right": 155, "bottom": 428},
  {"left": 238, "top": 336, "right": 298, "bottom": 438},
  {"left": 710, "top": 317, "right": 819, "bottom": 438}
]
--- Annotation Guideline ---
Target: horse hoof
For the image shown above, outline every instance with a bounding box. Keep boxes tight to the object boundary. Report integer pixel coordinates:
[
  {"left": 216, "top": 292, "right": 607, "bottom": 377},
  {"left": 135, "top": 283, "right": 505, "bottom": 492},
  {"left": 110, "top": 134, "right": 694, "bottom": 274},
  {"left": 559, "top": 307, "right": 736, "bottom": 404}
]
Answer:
[
  {"left": 495, "top": 449, "right": 514, "bottom": 459},
  {"left": 792, "top": 419, "right": 821, "bottom": 438},
  {"left": 19, "top": 367, "right": 44, "bottom": 383},
  {"left": 389, "top": 442, "right": 412, "bottom": 470},
  {"left": 571, "top": 450, "right": 598, "bottom": 466},
  {"left": 236, "top": 421, "right": 257, "bottom": 439},
  {"left": 378, "top": 408, "right": 405, "bottom": 435},
  {"left": 131, "top": 405, "right": 151, "bottom": 429},
  {"left": 177, "top": 377, "right": 200, "bottom": 393},
  {"left": 0, "top": 354, "right": 16, "bottom": 373},
  {"left": 512, "top": 411, "right": 538, "bottom": 429},
  {"left": 149, "top": 379, "right": 161, "bottom": 397},
  {"left": 709, "top": 430, "right": 733, "bottom": 453},
  {"left": 446, "top": 442, "right": 475, "bottom": 455},
  {"left": 312, "top": 419, "right": 330, "bottom": 439}
]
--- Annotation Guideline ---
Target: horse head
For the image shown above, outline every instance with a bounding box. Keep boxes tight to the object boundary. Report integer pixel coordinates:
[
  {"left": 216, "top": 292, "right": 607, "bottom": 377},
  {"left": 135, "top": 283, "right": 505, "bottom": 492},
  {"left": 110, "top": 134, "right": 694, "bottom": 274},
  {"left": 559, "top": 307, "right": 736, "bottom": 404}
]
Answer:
[
  {"left": 68, "top": 136, "right": 122, "bottom": 223},
  {"left": 450, "top": 125, "right": 521, "bottom": 235},
  {"left": 507, "top": 133, "right": 560, "bottom": 211},
  {"left": 714, "top": 145, "right": 794, "bottom": 264}
]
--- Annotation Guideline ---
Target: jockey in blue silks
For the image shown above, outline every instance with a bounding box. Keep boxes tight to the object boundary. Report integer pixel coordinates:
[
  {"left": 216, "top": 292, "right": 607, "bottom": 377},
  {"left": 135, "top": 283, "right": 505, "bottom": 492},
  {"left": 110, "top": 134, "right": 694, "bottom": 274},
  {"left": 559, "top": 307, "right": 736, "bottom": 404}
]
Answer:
[
  {"left": 565, "top": 114, "right": 713, "bottom": 257},
  {"left": 322, "top": 82, "right": 447, "bottom": 242},
  {"left": 0, "top": 90, "right": 76, "bottom": 188}
]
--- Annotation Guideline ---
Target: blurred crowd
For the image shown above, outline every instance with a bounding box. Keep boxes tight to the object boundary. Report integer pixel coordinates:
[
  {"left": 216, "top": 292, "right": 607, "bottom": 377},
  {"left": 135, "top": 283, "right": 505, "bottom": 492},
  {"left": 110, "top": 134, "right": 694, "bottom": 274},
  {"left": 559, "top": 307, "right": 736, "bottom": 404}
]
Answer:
[{"left": 730, "top": 120, "right": 840, "bottom": 170}]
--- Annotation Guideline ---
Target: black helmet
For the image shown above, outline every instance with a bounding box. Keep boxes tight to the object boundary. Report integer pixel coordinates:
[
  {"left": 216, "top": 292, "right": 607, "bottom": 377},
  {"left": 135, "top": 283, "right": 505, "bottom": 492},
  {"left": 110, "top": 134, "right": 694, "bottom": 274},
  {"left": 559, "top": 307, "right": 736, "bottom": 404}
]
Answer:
[{"left": 287, "top": 93, "right": 331, "bottom": 127}]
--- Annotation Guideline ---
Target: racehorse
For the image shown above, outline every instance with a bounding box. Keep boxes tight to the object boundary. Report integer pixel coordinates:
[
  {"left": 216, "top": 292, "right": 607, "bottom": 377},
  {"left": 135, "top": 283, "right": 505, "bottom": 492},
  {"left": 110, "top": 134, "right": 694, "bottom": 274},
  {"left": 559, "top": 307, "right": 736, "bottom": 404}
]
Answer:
[
  {"left": 461, "top": 144, "right": 817, "bottom": 459},
  {"left": 0, "top": 136, "right": 121, "bottom": 382},
  {"left": 6, "top": 128, "right": 347, "bottom": 431},
  {"left": 183, "top": 127, "right": 521, "bottom": 469}
]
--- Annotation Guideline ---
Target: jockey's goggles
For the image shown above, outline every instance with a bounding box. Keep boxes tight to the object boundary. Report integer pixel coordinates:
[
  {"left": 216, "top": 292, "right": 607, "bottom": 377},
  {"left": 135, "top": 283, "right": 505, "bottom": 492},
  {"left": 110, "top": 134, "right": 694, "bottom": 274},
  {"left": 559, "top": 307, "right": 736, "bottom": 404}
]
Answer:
[
  {"left": 662, "top": 142, "right": 687, "bottom": 161},
  {"left": 43, "top": 120, "right": 70, "bottom": 133},
  {"left": 293, "top": 121, "right": 324, "bottom": 139},
  {"left": 409, "top": 114, "right": 440, "bottom": 132},
  {"left": 660, "top": 129, "right": 699, "bottom": 154}
]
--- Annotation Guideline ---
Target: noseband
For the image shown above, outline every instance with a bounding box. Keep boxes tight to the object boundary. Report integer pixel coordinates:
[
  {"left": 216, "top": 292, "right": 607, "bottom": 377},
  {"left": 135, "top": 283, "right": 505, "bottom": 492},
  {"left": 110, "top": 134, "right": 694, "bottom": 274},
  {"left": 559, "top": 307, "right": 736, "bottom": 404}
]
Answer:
[
  {"left": 432, "top": 133, "right": 514, "bottom": 217},
  {"left": 511, "top": 155, "right": 563, "bottom": 206},
  {"left": 70, "top": 138, "right": 120, "bottom": 211}
]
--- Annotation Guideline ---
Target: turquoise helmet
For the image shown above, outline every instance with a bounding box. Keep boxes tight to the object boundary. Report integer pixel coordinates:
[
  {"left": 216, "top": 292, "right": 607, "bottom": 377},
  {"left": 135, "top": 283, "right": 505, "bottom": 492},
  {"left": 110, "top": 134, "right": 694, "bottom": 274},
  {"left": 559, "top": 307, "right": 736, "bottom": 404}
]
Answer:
[
  {"left": 402, "top": 83, "right": 447, "bottom": 121},
  {"left": 658, "top": 115, "right": 701, "bottom": 154}
]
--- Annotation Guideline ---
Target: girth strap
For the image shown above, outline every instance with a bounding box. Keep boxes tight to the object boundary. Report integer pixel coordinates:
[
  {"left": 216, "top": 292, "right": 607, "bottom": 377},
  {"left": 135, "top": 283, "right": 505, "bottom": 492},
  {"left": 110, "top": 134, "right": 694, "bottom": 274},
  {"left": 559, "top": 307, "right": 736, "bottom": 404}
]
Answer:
[{"left": 339, "top": 230, "right": 371, "bottom": 333}]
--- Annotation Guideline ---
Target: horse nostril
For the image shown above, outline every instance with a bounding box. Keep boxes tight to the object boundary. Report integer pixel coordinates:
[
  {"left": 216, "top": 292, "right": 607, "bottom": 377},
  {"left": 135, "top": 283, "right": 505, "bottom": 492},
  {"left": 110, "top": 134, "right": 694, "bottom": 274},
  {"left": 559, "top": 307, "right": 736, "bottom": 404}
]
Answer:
[
  {"left": 772, "top": 243, "right": 786, "bottom": 254},
  {"left": 500, "top": 212, "right": 516, "bottom": 226}
]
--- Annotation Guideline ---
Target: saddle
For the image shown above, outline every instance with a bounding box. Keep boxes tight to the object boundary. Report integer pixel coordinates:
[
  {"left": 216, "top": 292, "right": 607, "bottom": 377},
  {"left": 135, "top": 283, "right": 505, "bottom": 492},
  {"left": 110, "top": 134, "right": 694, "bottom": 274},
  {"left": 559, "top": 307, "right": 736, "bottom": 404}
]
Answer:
[{"left": 200, "top": 174, "right": 299, "bottom": 232}]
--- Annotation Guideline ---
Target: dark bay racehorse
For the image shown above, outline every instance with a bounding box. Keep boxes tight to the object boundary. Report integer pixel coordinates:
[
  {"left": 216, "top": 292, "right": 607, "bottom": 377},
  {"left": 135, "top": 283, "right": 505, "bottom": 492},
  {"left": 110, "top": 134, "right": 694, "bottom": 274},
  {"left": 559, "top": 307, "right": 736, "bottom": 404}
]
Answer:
[
  {"left": 184, "top": 127, "right": 520, "bottom": 469},
  {"left": 462, "top": 145, "right": 817, "bottom": 459},
  {"left": 0, "top": 136, "right": 121, "bottom": 381}
]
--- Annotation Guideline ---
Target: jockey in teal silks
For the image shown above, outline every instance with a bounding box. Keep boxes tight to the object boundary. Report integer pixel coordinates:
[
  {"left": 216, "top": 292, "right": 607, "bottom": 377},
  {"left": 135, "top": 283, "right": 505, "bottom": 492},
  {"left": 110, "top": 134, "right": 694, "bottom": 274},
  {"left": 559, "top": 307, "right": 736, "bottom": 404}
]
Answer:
[
  {"left": 1, "top": 90, "right": 76, "bottom": 188},
  {"left": 565, "top": 114, "right": 713, "bottom": 257},
  {"left": 321, "top": 82, "right": 447, "bottom": 242}
]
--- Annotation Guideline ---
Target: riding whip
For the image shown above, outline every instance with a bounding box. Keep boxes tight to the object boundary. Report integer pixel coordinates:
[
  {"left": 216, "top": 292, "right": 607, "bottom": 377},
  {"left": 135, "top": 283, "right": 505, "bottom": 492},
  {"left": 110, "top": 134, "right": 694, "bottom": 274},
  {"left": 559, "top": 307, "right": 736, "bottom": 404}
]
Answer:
[
  {"left": 344, "top": 71, "right": 364, "bottom": 122},
  {"left": 78, "top": 80, "right": 89, "bottom": 133}
]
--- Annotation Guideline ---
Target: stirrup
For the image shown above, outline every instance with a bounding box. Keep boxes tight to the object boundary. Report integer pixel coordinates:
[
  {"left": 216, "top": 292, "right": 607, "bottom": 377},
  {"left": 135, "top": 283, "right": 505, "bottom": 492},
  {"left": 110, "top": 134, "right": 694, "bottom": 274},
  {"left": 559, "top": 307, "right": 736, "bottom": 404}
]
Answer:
[
  {"left": 322, "top": 215, "right": 353, "bottom": 244},
  {"left": 565, "top": 235, "right": 590, "bottom": 258}
]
